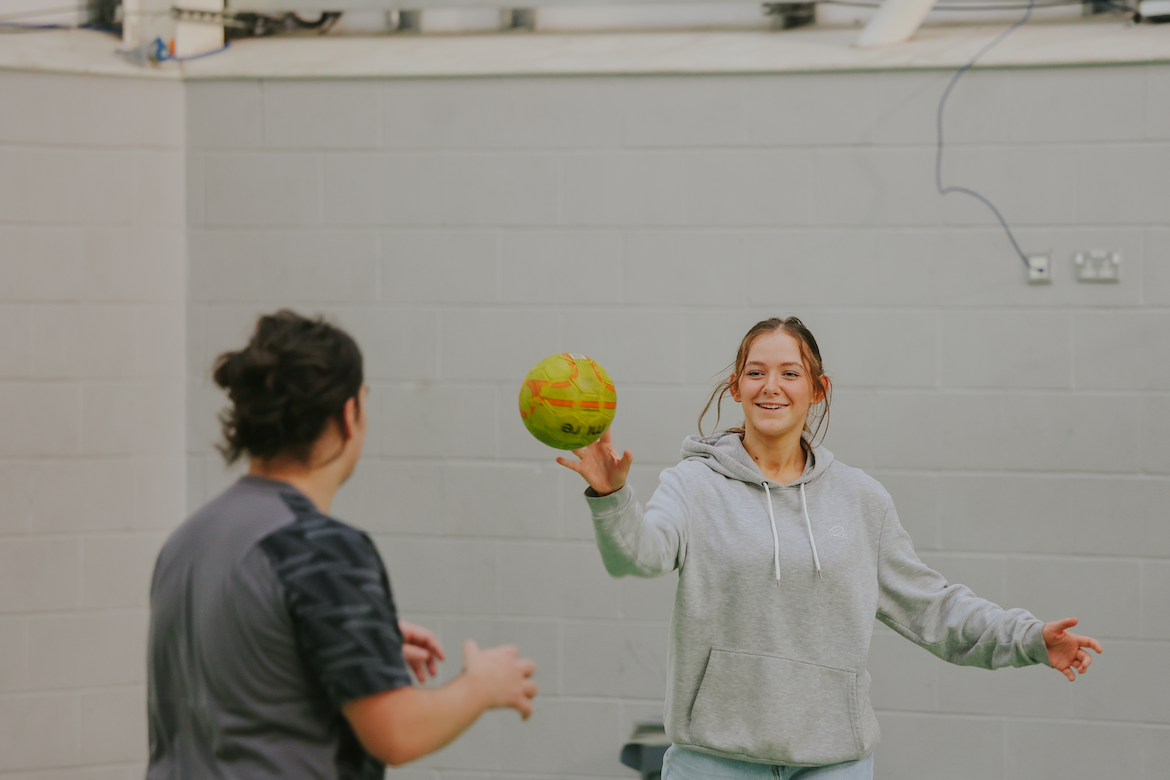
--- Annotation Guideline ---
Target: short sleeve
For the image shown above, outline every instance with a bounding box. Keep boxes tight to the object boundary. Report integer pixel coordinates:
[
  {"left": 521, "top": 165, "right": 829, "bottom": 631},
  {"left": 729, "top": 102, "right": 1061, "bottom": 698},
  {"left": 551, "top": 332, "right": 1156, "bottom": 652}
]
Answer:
[{"left": 259, "top": 499, "right": 413, "bottom": 708}]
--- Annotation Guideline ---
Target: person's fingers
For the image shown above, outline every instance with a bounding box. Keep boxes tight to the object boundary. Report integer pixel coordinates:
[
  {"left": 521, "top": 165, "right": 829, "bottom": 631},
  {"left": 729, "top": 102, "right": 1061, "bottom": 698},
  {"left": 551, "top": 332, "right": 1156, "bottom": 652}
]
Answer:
[
  {"left": 1061, "top": 665, "right": 1076, "bottom": 682},
  {"left": 555, "top": 456, "right": 583, "bottom": 474},
  {"left": 1082, "top": 634, "right": 1104, "bottom": 654},
  {"left": 524, "top": 679, "right": 538, "bottom": 698},
  {"left": 518, "top": 657, "right": 537, "bottom": 677},
  {"left": 426, "top": 656, "right": 439, "bottom": 677},
  {"left": 1078, "top": 649, "right": 1093, "bottom": 673},
  {"left": 514, "top": 695, "right": 534, "bottom": 720},
  {"left": 1050, "top": 617, "right": 1079, "bottom": 634}
]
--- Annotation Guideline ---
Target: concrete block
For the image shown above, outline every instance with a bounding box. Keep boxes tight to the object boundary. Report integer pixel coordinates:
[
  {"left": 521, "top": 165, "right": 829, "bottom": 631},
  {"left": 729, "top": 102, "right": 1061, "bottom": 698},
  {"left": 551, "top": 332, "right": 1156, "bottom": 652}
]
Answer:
[
  {"left": 623, "top": 231, "right": 750, "bottom": 306},
  {"left": 188, "top": 230, "right": 267, "bottom": 302},
  {"left": 940, "top": 310, "right": 1072, "bottom": 389},
  {"left": 204, "top": 153, "right": 321, "bottom": 227},
  {"left": 376, "top": 537, "right": 497, "bottom": 615},
  {"left": 862, "top": 71, "right": 956, "bottom": 147},
  {"left": 332, "top": 459, "right": 447, "bottom": 536},
  {"left": 685, "top": 150, "right": 811, "bottom": 227},
  {"left": 26, "top": 612, "right": 147, "bottom": 689},
  {"left": 680, "top": 308, "right": 775, "bottom": 386},
  {"left": 4, "top": 765, "right": 151, "bottom": 780},
  {"left": 324, "top": 153, "right": 445, "bottom": 226},
  {"left": 81, "top": 383, "right": 140, "bottom": 456},
  {"left": 869, "top": 471, "right": 937, "bottom": 550},
  {"left": 622, "top": 77, "right": 745, "bottom": 148},
  {"left": 263, "top": 231, "right": 380, "bottom": 302},
  {"left": 79, "top": 685, "right": 148, "bottom": 764},
  {"left": 80, "top": 228, "right": 185, "bottom": 303},
  {"left": 0, "top": 464, "right": 32, "bottom": 535},
  {"left": 82, "top": 534, "right": 163, "bottom": 609},
  {"left": 0, "top": 73, "right": 180, "bottom": 149},
  {"left": 442, "top": 153, "right": 559, "bottom": 227},
  {"left": 497, "top": 542, "right": 620, "bottom": 619},
  {"left": 497, "top": 698, "right": 625, "bottom": 776},
  {"left": 935, "top": 658, "right": 1072, "bottom": 720},
  {"left": 500, "top": 231, "right": 624, "bottom": 305},
  {"left": 605, "top": 387, "right": 704, "bottom": 467},
  {"left": 743, "top": 71, "right": 888, "bottom": 147},
  {"left": 187, "top": 378, "right": 229, "bottom": 457},
  {"left": 133, "top": 455, "right": 187, "bottom": 534},
  {"left": 1144, "top": 725, "right": 1170, "bottom": 780},
  {"left": 1001, "top": 392, "right": 1141, "bottom": 473},
  {"left": 872, "top": 391, "right": 1002, "bottom": 470},
  {"left": 1004, "top": 720, "right": 1143, "bottom": 779},
  {"left": 0, "top": 227, "right": 84, "bottom": 301},
  {"left": 32, "top": 305, "right": 137, "bottom": 380},
  {"left": 1077, "top": 144, "right": 1170, "bottom": 225},
  {"left": 187, "top": 81, "right": 263, "bottom": 149},
  {"left": 0, "top": 305, "right": 30, "bottom": 378},
  {"left": 0, "top": 540, "right": 80, "bottom": 612},
  {"left": 813, "top": 386, "right": 874, "bottom": 470},
  {"left": 866, "top": 630, "right": 938, "bottom": 712},
  {"left": 1067, "top": 640, "right": 1170, "bottom": 724},
  {"left": 383, "top": 230, "right": 497, "bottom": 303},
  {"left": 561, "top": 621, "right": 668, "bottom": 698},
  {"left": 557, "top": 465, "right": 662, "bottom": 543},
  {"left": 1143, "top": 396, "right": 1170, "bottom": 474},
  {"left": 28, "top": 458, "right": 136, "bottom": 534},
  {"left": 941, "top": 145, "right": 1080, "bottom": 227},
  {"left": 561, "top": 308, "right": 684, "bottom": 386},
  {"left": 937, "top": 474, "right": 1170, "bottom": 558},
  {"left": 1141, "top": 560, "right": 1170, "bottom": 640},
  {"left": 0, "top": 616, "right": 25, "bottom": 692},
  {"left": 3, "top": 148, "right": 134, "bottom": 226},
  {"left": 1149, "top": 64, "right": 1170, "bottom": 141},
  {"left": 619, "top": 570, "right": 676, "bottom": 621},
  {"left": 382, "top": 78, "right": 623, "bottom": 150},
  {"left": 1147, "top": 228, "right": 1170, "bottom": 306},
  {"left": 563, "top": 152, "right": 688, "bottom": 226},
  {"left": 441, "top": 462, "right": 561, "bottom": 539},
  {"left": 1074, "top": 312, "right": 1170, "bottom": 390},
  {"left": 0, "top": 693, "right": 79, "bottom": 771},
  {"left": 134, "top": 304, "right": 186, "bottom": 381},
  {"left": 810, "top": 310, "right": 938, "bottom": 389},
  {"left": 1003, "top": 557, "right": 1138, "bottom": 639},
  {"left": 874, "top": 713, "right": 1002, "bottom": 780},
  {"left": 870, "top": 229, "right": 1018, "bottom": 307},
  {"left": 0, "top": 382, "right": 80, "bottom": 457},
  {"left": 945, "top": 66, "right": 1147, "bottom": 145},
  {"left": 811, "top": 147, "right": 944, "bottom": 227},
  {"left": 333, "top": 307, "right": 439, "bottom": 381},
  {"left": 133, "top": 151, "right": 185, "bottom": 228},
  {"left": 263, "top": 81, "right": 380, "bottom": 149},
  {"left": 441, "top": 308, "right": 562, "bottom": 382}
]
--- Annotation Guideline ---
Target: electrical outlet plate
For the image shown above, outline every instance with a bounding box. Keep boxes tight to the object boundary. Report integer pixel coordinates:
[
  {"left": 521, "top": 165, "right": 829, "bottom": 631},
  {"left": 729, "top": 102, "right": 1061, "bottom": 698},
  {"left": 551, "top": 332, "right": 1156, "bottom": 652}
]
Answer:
[
  {"left": 1074, "top": 250, "right": 1120, "bottom": 283},
  {"left": 1026, "top": 254, "right": 1051, "bottom": 285}
]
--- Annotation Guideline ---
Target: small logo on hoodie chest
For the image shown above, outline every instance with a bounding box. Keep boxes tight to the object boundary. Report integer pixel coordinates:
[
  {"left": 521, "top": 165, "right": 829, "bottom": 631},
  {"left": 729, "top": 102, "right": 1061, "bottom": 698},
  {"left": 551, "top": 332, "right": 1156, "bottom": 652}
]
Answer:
[{"left": 828, "top": 526, "right": 847, "bottom": 539}]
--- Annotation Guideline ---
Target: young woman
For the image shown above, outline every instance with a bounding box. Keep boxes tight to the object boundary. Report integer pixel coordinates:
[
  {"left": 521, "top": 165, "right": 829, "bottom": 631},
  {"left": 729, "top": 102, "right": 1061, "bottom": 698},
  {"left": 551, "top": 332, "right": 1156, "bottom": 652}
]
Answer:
[{"left": 558, "top": 316, "right": 1101, "bottom": 780}]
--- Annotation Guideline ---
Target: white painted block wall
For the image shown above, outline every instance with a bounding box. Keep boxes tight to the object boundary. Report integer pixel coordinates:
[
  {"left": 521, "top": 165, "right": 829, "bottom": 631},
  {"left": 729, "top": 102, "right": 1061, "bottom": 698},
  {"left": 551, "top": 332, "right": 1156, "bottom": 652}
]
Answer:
[
  {"left": 184, "top": 67, "right": 1170, "bottom": 780},
  {"left": 0, "top": 71, "right": 187, "bottom": 778}
]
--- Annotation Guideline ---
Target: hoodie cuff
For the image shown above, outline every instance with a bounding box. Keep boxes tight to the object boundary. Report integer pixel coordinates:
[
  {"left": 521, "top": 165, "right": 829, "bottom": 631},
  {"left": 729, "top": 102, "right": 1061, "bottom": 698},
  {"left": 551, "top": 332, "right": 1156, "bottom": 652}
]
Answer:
[
  {"left": 584, "top": 484, "right": 632, "bottom": 517},
  {"left": 1023, "top": 620, "right": 1051, "bottom": 667}
]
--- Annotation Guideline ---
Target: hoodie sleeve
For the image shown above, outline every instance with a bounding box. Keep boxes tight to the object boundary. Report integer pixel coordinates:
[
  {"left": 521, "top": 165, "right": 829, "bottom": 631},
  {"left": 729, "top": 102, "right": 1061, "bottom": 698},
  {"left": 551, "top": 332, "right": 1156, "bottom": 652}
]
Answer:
[
  {"left": 875, "top": 498, "right": 1050, "bottom": 670},
  {"left": 584, "top": 468, "right": 688, "bottom": 578}
]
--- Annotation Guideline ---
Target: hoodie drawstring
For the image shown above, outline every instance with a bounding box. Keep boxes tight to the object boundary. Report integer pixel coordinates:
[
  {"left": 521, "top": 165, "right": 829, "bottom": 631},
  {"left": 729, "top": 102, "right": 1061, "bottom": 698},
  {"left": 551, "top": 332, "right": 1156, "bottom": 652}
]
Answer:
[
  {"left": 762, "top": 482, "right": 823, "bottom": 583},
  {"left": 800, "top": 483, "right": 823, "bottom": 579},
  {"left": 762, "top": 483, "right": 782, "bottom": 587}
]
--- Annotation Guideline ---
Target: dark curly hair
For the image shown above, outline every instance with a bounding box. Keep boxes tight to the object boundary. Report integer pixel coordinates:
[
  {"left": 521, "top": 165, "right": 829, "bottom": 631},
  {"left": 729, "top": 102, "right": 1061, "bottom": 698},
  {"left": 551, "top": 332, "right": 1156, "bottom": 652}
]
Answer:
[{"left": 212, "top": 310, "right": 364, "bottom": 465}]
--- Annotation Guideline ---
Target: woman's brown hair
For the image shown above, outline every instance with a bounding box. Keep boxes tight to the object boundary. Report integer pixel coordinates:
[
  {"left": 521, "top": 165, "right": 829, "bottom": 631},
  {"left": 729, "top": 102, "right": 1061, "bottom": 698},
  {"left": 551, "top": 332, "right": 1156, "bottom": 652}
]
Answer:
[{"left": 697, "top": 316, "right": 831, "bottom": 451}]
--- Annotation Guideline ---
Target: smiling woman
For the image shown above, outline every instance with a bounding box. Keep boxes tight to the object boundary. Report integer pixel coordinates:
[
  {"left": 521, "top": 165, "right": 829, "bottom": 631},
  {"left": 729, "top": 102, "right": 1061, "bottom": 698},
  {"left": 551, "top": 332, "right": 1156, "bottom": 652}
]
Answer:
[{"left": 556, "top": 315, "right": 1103, "bottom": 780}]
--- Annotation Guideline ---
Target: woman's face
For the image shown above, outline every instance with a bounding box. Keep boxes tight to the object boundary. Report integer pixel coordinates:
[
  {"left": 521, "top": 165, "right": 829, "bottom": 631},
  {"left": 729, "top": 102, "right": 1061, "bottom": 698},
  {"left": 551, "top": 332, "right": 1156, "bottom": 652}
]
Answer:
[{"left": 730, "top": 330, "right": 822, "bottom": 445}]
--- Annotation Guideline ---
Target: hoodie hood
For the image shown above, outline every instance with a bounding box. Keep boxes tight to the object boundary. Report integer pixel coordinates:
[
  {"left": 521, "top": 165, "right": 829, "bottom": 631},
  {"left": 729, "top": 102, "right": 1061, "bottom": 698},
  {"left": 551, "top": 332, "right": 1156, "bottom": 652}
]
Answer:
[{"left": 681, "top": 431, "right": 835, "bottom": 487}]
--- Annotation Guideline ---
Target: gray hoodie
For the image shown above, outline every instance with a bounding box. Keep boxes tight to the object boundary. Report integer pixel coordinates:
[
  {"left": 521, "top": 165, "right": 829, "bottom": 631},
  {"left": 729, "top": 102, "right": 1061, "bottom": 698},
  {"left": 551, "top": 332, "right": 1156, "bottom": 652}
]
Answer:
[{"left": 586, "top": 432, "right": 1049, "bottom": 767}]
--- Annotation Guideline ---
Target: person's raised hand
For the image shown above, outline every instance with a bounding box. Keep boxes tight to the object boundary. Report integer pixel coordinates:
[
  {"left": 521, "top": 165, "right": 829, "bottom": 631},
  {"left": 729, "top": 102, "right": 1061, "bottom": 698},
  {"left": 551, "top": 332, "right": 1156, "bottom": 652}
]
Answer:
[
  {"left": 462, "top": 640, "right": 538, "bottom": 719},
  {"left": 555, "top": 428, "right": 633, "bottom": 497},
  {"left": 1043, "top": 617, "right": 1103, "bottom": 681},
  {"left": 399, "top": 620, "right": 445, "bottom": 683}
]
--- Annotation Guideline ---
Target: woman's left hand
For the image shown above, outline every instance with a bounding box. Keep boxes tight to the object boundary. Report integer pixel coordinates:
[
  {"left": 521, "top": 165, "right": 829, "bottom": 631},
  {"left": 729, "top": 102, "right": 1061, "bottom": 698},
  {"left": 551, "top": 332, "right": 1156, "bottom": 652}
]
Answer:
[
  {"left": 1043, "top": 617, "right": 1103, "bottom": 681},
  {"left": 400, "top": 620, "right": 446, "bottom": 683}
]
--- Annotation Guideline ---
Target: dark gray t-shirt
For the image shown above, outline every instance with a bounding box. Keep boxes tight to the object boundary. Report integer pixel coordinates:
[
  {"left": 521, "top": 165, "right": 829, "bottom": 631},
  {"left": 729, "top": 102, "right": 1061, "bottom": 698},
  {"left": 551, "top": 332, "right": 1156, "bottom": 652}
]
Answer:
[{"left": 147, "top": 476, "right": 412, "bottom": 780}]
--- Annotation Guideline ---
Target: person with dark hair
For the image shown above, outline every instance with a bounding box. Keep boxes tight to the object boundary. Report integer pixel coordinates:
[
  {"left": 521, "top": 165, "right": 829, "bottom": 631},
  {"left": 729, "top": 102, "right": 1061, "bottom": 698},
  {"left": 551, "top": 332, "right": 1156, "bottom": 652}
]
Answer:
[
  {"left": 147, "top": 310, "right": 537, "bottom": 780},
  {"left": 557, "top": 316, "right": 1101, "bottom": 780}
]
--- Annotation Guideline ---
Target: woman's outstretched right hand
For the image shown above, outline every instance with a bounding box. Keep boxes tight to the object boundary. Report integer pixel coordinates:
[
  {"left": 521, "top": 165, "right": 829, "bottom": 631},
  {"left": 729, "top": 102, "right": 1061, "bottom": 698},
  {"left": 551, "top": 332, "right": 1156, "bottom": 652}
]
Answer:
[{"left": 555, "top": 428, "right": 633, "bottom": 497}]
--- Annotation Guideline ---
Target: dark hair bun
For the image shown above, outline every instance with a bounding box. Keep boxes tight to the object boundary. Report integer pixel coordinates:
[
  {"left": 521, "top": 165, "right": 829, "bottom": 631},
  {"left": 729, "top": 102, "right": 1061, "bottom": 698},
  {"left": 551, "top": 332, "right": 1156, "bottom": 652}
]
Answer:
[{"left": 213, "top": 310, "right": 363, "bottom": 465}]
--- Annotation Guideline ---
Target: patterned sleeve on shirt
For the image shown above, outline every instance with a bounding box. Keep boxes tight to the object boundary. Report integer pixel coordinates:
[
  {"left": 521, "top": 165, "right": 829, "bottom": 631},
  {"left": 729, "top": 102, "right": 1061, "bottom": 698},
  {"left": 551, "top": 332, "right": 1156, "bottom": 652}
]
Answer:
[{"left": 259, "top": 492, "right": 413, "bottom": 708}]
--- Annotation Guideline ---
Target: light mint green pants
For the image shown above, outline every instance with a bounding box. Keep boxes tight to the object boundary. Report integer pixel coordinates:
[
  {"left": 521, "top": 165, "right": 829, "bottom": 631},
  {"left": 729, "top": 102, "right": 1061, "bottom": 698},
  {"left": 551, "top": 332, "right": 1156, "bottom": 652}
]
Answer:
[{"left": 662, "top": 745, "right": 874, "bottom": 780}]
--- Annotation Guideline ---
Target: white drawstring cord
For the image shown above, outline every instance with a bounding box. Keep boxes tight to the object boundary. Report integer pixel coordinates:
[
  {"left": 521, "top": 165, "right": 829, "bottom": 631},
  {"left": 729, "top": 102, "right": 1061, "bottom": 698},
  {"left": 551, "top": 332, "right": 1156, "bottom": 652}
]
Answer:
[
  {"left": 800, "top": 483, "right": 822, "bottom": 579},
  {"left": 762, "top": 482, "right": 781, "bottom": 587}
]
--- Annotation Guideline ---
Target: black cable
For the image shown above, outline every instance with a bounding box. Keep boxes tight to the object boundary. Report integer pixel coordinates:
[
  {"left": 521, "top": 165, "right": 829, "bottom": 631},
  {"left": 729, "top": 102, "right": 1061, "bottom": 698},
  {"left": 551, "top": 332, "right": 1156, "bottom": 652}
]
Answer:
[{"left": 935, "top": 0, "right": 1036, "bottom": 267}]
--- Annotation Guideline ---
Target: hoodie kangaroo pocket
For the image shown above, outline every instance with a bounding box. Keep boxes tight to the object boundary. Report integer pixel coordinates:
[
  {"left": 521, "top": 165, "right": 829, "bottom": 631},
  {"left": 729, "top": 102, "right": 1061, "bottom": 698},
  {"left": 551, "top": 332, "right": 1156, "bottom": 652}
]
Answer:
[{"left": 688, "top": 647, "right": 863, "bottom": 766}]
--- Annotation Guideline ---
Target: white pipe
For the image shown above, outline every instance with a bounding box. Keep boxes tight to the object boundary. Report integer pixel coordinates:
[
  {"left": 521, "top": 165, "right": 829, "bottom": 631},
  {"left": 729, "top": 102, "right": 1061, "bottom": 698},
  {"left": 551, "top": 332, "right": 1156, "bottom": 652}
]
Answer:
[{"left": 855, "top": 0, "right": 937, "bottom": 47}]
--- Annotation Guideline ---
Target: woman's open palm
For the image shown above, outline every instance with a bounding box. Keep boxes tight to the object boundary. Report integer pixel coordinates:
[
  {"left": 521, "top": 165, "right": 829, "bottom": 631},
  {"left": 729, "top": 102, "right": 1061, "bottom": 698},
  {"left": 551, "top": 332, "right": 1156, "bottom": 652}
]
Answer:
[{"left": 556, "top": 428, "right": 632, "bottom": 496}]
